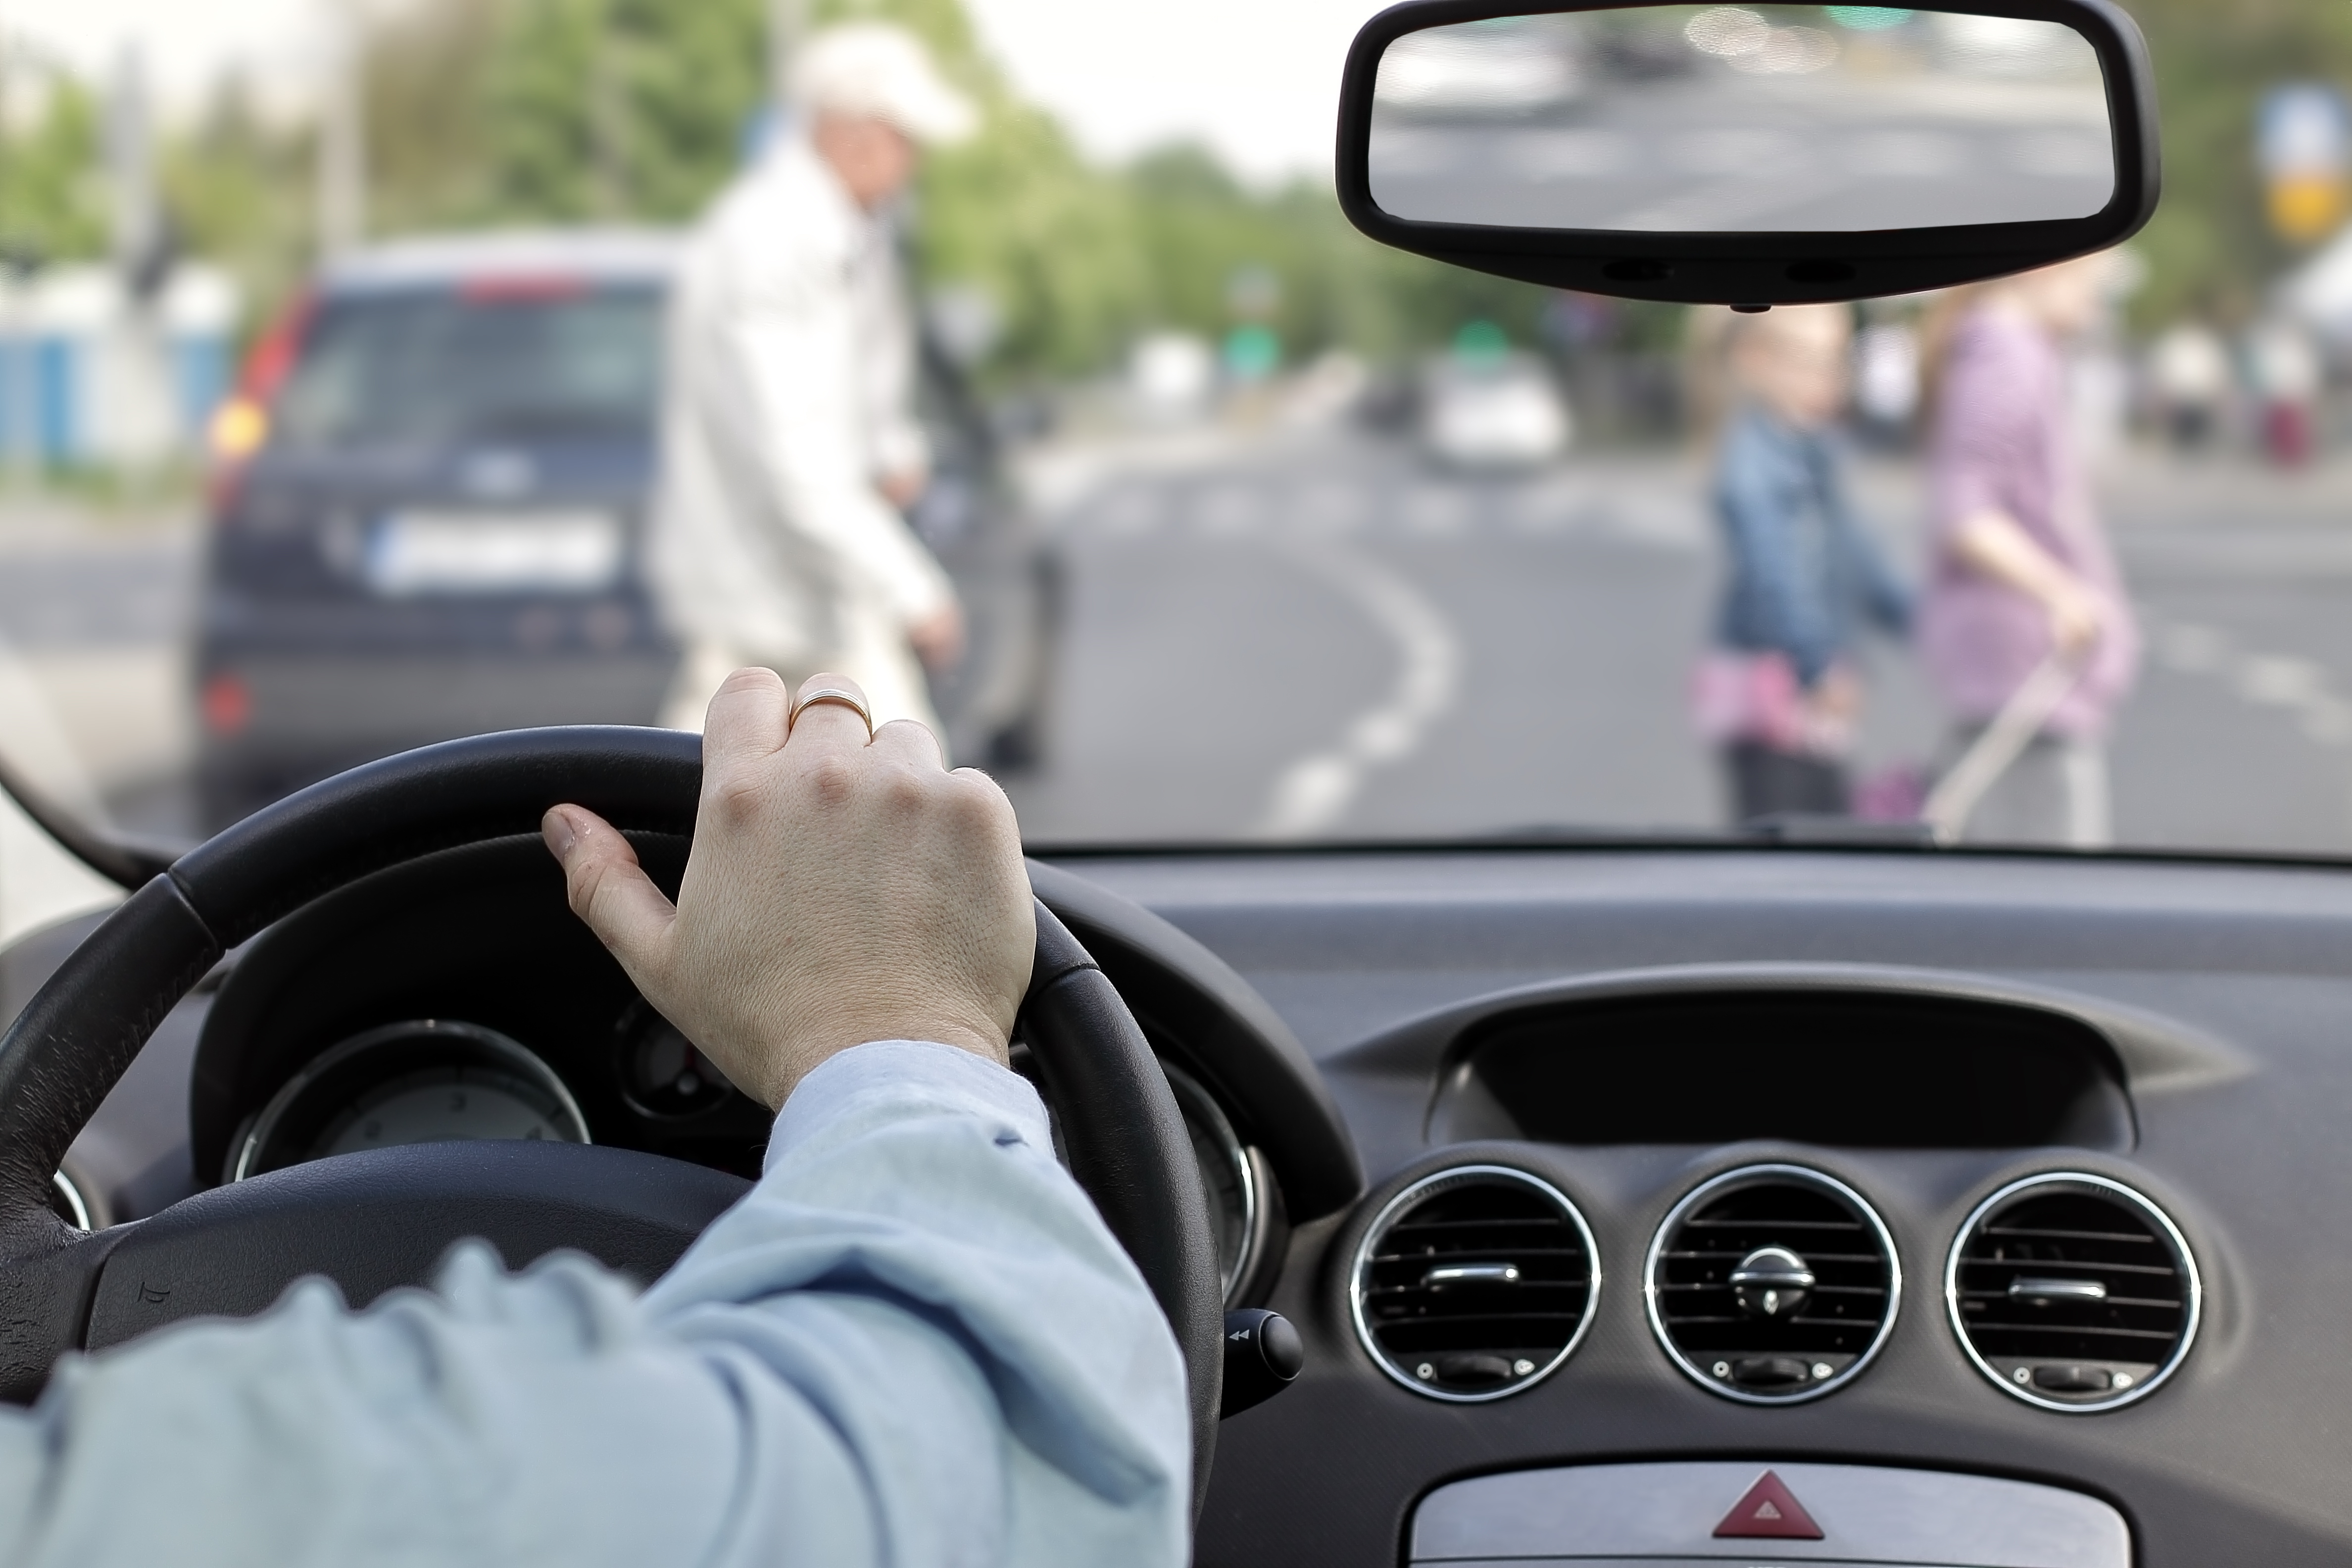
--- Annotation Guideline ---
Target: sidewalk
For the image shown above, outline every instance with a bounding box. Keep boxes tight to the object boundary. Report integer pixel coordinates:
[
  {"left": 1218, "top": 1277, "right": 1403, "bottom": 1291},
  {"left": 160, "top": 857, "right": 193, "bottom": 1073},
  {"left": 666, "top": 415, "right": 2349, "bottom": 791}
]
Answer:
[{"left": 0, "top": 489, "right": 196, "bottom": 813}]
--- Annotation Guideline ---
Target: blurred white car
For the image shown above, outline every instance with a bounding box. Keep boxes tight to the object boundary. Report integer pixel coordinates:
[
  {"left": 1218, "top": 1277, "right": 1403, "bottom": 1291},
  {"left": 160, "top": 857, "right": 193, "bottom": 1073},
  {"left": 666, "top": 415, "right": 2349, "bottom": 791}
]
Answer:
[
  {"left": 1374, "top": 20, "right": 1583, "bottom": 112},
  {"left": 1420, "top": 351, "right": 1572, "bottom": 469}
]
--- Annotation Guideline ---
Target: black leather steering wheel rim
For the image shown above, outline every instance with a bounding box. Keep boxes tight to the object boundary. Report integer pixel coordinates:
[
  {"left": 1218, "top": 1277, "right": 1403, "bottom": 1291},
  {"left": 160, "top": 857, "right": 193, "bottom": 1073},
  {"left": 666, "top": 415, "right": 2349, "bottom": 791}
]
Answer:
[{"left": 0, "top": 726, "right": 1223, "bottom": 1504}]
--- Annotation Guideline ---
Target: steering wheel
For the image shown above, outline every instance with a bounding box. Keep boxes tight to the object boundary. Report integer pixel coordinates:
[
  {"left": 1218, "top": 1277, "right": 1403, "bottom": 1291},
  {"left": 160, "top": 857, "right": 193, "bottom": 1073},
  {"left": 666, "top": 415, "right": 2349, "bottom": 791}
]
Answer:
[{"left": 0, "top": 727, "right": 1224, "bottom": 1503}]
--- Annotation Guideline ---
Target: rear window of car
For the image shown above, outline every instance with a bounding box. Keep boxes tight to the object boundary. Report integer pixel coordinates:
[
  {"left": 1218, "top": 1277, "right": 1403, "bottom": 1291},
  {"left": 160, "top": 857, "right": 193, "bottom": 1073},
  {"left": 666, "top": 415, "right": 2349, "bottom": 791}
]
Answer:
[{"left": 273, "top": 284, "right": 664, "bottom": 450}]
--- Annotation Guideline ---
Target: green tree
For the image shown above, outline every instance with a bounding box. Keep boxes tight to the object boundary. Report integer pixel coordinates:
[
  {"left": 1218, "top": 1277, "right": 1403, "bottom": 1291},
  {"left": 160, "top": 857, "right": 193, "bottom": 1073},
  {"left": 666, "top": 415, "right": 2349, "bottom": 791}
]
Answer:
[
  {"left": 483, "top": 0, "right": 769, "bottom": 222},
  {"left": 144, "top": 0, "right": 1627, "bottom": 380},
  {"left": 162, "top": 77, "right": 315, "bottom": 320},
  {"left": 365, "top": 0, "right": 503, "bottom": 232},
  {"left": 0, "top": 67, "right": 105, "bottom": 268},
  {"left": 2121, "top": 0, "right": 2352, "bottom": 326}
]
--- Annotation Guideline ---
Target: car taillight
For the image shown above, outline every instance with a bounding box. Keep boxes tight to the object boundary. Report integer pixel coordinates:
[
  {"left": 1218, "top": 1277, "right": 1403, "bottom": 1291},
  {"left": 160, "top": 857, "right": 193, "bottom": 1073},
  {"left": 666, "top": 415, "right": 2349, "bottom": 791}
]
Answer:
[
  {"left": 459, "top": 275, "right": 586, "bottom": 302},
  {"left": 201, "top": 672, "right": 253, "bottom": 737},
  {"left": 208, "top": 291, "right": 315, "bottom": 516}
]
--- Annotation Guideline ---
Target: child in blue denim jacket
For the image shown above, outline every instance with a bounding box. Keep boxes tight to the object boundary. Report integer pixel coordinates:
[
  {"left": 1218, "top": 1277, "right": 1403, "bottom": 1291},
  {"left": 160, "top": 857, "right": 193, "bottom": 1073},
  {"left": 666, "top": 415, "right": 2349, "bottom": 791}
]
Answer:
[{"left": 1694, "top": 305, "right": 1913, "bottom": 822}]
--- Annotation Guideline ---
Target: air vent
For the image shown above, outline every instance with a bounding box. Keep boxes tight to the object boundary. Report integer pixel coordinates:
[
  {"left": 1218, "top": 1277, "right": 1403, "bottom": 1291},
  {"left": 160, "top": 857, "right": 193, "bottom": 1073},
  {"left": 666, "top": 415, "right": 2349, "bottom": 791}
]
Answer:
[
  {"left": 1351, "top": 1166, "right": 1599, "bottom": 1403},
  {"left": 1645, "top": 1164, "right": 1900, "bottom": 1403},
  {"left": 1945, "top": 1173, "right": 2200, "bottom": 1412}
]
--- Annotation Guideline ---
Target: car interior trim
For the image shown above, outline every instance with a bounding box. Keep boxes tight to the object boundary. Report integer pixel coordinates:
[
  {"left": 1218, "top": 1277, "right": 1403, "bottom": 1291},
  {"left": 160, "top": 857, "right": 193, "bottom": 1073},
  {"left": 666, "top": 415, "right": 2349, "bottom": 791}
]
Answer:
[
  {"left": 1323, "top": 958, "right": 2241, "bottom": 1114},
  {"left": 47, "top": 1172, "right": 93, "bottom": 1233},
  {"left": 1025, "top": 858, "right": 1363, "bottom": 1222},
  {"left": 1408, "top": 1460, "right": 2132, "bottom": 1566}
]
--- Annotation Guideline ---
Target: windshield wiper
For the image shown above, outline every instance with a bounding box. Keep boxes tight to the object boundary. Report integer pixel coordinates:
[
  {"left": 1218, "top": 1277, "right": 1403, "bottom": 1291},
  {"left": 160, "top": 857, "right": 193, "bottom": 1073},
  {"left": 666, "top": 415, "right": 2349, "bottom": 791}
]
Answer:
[
  {"left": 1739, "top": 815, "right": 1940, "bottom": 848},
  {"left": 0, "top": 752, "right": 183, "bottom": 890},
  {"left": 1457, "top": 818, "right": 1940, "bottom": 850}
]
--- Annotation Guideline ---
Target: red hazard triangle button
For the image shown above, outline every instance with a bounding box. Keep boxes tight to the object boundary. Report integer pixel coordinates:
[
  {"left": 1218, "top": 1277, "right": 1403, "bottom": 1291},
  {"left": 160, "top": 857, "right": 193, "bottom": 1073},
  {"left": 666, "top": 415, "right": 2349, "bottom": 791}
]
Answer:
[{"left": 1713, "top": 1470, "right": 1825, "bottom": 1539}]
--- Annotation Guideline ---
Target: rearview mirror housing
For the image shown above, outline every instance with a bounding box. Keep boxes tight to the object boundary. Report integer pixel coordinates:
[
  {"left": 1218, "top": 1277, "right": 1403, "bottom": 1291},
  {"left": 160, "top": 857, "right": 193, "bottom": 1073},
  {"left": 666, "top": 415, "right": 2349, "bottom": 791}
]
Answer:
[{"left": 1335, "top": 0, "right": 2160, "bottom": 304}]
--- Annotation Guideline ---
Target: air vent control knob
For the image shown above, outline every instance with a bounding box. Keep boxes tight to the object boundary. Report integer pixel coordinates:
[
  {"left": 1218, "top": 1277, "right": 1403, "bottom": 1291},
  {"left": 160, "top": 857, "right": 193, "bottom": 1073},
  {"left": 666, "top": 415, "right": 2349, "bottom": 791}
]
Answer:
[{"left": 1730, "top": 1246, "right": 1816, "bottom": 1319}]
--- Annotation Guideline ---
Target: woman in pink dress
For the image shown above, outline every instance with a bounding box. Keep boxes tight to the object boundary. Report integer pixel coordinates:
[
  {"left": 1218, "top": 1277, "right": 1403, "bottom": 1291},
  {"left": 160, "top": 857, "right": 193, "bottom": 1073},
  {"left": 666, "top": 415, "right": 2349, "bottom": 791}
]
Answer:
[{"left": 1920, "top": 254, "right": 2139, "bottom": 846}]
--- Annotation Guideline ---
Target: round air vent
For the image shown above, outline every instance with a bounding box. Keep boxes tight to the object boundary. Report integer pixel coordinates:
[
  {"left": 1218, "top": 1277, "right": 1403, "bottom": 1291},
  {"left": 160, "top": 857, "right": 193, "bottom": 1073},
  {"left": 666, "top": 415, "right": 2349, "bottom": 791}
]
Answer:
[
  {"left": 1945, "top": 1172, "right": 2200, "bottom": 1412},
  {"left": 1645, "top": 1164, "right": 1899, "bottom": 1404},
  {"left": 1350, "top": 1165, "right": 1599, "bottom": 1402}
]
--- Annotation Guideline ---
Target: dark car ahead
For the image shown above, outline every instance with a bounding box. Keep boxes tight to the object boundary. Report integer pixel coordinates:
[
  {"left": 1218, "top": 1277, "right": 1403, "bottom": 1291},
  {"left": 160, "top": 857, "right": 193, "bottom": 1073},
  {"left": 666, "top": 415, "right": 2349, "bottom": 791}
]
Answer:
[{"left": 196, "top": 230, "right": 1055, "bottom": 829}]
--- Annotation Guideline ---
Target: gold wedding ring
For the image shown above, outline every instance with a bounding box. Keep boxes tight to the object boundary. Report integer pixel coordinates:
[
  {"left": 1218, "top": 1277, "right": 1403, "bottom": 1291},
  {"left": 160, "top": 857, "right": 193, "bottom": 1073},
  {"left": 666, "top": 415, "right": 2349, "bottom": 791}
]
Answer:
[{"left": 788, "top": 686, "right": 875, "bottom": 740}]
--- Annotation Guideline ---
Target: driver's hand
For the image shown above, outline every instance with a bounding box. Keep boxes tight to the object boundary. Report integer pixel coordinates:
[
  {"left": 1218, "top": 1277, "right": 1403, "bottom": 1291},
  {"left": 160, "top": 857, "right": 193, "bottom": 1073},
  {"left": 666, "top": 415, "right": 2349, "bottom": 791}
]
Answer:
[{"left": 541, "top": 671, "right": 1033, "bottom": 1111}]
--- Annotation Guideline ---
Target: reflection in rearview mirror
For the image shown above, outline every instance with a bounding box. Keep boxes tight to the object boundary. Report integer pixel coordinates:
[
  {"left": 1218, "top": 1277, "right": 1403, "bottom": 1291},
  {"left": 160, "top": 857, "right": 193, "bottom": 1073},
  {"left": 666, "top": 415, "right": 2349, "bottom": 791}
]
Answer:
[{"left": 1369, "top": 6, "right": 2114, "bottom": 233}]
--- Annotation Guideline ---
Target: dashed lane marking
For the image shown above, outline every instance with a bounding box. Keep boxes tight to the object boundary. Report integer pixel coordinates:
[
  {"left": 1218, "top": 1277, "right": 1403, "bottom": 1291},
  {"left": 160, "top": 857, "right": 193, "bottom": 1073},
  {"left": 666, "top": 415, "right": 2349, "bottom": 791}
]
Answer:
[{"left": 1254, "top": 539, "right": 1464, "bottom": 837}]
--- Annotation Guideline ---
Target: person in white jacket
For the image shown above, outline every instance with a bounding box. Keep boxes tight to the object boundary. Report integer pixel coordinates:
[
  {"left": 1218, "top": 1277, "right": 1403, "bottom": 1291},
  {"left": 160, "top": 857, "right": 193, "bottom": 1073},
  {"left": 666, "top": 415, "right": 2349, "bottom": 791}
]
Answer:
[{"left": 651, "top": 24, "right": 976, "bottom": 739}]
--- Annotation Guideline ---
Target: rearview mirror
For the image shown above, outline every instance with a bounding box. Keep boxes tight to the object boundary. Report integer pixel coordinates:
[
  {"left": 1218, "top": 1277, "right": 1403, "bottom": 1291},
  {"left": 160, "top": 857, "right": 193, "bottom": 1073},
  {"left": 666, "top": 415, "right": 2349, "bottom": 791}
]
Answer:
[{"left": 1336, "top": 1, "right": 2158, "bottom": 304}]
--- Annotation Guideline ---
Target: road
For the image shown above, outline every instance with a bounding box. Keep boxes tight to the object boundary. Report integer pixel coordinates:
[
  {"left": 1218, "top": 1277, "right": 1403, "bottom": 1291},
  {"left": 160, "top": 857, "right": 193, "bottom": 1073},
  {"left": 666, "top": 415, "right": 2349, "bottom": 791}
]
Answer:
[
  {"left": 7, "top": 437, "right": 2352, "bottom": 858},
  {"left": 1005, "top": 430, "right": 2352, "bottom": 854}
]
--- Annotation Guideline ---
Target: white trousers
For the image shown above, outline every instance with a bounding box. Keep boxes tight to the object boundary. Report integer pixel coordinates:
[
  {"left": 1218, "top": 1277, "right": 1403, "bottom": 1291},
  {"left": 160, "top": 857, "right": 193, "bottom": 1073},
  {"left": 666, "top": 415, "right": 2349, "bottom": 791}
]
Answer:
[
  {"left": 1949, "top": 730, "right": 2111, "bottom": 849},
  {"left": 659, "top": 618, "right": 942, "bottom": 754}
]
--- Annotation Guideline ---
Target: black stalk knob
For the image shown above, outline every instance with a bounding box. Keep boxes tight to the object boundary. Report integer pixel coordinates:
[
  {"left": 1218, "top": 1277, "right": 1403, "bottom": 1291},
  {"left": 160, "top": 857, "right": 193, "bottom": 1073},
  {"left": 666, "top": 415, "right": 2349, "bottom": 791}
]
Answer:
[{"left": 1220, "top": 1308, "right": 1303, "bottom": 1417}]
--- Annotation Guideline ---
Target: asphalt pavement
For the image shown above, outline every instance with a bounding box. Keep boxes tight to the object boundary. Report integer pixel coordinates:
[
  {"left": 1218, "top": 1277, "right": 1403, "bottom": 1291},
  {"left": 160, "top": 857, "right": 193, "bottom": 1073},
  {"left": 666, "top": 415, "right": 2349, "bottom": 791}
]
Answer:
[
  {"left": 7, "top": 435, "right": 2352, "bottom": 859},
  {"left": 1004, "top": 428, "right": 2352, "bottom": 855}
]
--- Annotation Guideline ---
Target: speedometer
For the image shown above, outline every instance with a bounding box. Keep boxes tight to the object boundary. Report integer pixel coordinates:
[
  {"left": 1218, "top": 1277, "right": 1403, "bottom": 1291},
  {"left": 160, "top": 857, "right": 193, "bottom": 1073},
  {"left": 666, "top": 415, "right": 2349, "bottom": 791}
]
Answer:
[
  {"left": 234, "top": 1020, "right": 589, "bottom": 1180},
  {"left": 1162, "top": 1061, "right": 1260, "bottom": 1303},
  {"left": 316, "top": 1070, "right": 575, "bottom": 1157},
  {"left": 1008, "top": 1046, "right": 1267, "bottom": 1305}
]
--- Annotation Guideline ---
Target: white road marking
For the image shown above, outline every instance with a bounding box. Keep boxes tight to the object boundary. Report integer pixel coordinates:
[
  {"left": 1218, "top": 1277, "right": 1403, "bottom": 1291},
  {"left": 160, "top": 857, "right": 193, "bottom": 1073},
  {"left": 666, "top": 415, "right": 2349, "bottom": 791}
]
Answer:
[
  {"left": 2152, "top": 618, "right": 2352, "bottom": 803},
  {"left": 1255, "top": 539, "right": 1463, "bottom": 837}
]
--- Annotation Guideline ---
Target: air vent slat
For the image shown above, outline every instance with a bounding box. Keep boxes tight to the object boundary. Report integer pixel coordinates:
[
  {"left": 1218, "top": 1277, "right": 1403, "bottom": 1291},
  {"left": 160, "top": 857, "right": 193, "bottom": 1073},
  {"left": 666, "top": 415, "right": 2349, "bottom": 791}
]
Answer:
[
  {"left": 1645, "top": 1165, "right": 1900, "bottom": 1405},
  {"left": 1959, "top": 1289, "right": 2180, "bottom": 1310},
  {"left": 1660, "top": 1282, "right": 1887, "bottom": 1299},
  {"left": 1946, "top": 1174, "right": 2202, "bottom": 1412},
  {"left": 1958, "top": 1260, "right": 2178, "bottom": 1279},
  {"left": 1983, "top": 1225, "right": 2159, "bottom": 1244},
  {"left": 1662, "top": 1250, "right": 1887, "bottom": 1265},
  {"left": 1371, "top": 1311, "right": 1586, "bottom": 1327},
  {"left": 1372, "top": 1247, "right": 1587, "bottom": 1262},
  {"left": 1955, "top": 1321, "right": 2181, "bottom": 1342},
  {"left": 1352, "top": 1167, "right": 1600, "bottom": 1403}
]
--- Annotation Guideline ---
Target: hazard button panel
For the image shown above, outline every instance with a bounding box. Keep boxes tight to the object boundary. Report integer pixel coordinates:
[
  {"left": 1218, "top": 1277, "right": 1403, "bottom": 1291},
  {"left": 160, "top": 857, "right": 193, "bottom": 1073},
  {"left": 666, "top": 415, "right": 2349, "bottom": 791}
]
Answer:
[{"left": 1409, "top": 1462, "right": 2128, "bottom": 1568}]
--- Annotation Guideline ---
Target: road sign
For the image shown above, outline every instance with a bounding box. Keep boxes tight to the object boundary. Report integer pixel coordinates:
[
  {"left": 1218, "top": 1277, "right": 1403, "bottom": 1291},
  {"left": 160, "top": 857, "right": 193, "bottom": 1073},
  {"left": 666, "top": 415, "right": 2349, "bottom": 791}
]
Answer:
[{"left": 2259, "top": 85, "right": 2352, "bottom": 244}]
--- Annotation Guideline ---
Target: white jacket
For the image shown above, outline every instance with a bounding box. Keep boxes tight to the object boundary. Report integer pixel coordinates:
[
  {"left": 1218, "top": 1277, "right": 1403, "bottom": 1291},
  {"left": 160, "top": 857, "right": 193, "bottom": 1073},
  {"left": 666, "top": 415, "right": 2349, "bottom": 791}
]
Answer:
[{"left": 650, "top": 135, "right": 954, "bottom": 663}]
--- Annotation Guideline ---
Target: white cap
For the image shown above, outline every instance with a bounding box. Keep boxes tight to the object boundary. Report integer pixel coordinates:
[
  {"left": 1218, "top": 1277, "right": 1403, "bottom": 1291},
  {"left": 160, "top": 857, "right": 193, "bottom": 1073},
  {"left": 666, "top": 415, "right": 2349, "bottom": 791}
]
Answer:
[{"left": 791, "top": 23, "right": 978, "bottom": 147}]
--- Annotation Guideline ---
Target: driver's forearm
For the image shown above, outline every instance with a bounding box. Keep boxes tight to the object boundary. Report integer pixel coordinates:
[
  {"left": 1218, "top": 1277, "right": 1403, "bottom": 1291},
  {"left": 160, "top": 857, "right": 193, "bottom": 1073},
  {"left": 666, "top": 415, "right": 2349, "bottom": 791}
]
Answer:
[{"left": 0, "top": 1043, "right": 1188, "bottom": 1568}]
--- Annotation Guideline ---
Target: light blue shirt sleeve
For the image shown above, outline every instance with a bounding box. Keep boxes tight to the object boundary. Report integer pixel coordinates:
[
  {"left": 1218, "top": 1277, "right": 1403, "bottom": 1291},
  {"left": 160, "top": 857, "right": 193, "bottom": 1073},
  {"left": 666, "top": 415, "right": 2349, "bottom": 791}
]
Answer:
[{"left": 0, "top": 1040, "right": 1191, "bottom": 1568}]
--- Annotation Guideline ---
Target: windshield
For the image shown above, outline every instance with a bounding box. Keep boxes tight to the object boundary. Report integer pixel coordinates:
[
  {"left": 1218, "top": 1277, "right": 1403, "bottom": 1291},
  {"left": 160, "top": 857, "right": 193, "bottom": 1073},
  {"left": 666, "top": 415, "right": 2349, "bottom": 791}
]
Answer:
[
  {"left": 1, "top": 0, "right": 2348, "bottom": 905},
  {"left": 275, "top": 288, "right": 665, "bottom": 448}
]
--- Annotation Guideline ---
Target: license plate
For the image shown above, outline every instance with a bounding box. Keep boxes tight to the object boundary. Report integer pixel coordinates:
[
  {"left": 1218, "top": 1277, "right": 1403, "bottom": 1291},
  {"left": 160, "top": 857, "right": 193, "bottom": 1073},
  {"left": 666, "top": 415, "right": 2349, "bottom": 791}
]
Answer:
[{"left": 364, "top": 510, "right": 624, "bottom": 596}]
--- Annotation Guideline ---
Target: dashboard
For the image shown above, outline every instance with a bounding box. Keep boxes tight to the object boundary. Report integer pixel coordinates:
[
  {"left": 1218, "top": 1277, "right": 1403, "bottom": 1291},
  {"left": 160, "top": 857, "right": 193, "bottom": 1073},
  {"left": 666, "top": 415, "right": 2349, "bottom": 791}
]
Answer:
[{"left": 8, "top": 840, "right": 2352, "bottom": 1564}]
